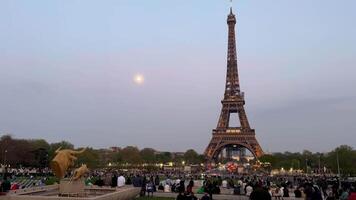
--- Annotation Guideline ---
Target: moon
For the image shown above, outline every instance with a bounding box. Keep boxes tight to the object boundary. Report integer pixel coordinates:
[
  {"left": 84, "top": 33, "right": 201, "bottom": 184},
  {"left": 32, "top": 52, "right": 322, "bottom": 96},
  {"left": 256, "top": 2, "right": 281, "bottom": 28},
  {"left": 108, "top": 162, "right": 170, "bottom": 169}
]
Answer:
[{"left": 133, "top": 74, "right": 144, "bottom": 85}]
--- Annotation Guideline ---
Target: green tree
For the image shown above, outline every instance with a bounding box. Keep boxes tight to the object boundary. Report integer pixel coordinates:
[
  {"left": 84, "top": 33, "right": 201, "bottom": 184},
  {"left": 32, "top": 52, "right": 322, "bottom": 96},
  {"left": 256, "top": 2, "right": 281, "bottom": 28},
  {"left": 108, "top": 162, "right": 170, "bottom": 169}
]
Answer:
[
  {"left": 325, "top": 145, "right": 356, "bottom": 176},
  {"left": 156, "top": 152, "right": 172, "bottom": 163},
  {"left": 140, "top": 148, "right": 156, "bottom": 164},
  {"left": 184, "top": 149, "right": 199, "bottom": 164},
  {"left": 113, "top": 151, "right": 123, "bottom": 163},
  {"left": 48, "top": 141, "right": 74, "bottom": 160},
  {"left": 75, "top": 148, "right": 100, "bottom": 168},
  {"left": 121, "top": 146, "right": 142, "bottom": 164}
]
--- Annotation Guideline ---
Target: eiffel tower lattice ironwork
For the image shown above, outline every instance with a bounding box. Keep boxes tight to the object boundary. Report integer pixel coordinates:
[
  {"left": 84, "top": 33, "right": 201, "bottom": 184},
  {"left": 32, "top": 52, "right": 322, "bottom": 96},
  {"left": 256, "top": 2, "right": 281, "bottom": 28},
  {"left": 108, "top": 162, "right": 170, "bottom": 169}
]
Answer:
[{"left": 204, "top": 8, "right": 263, "bottom": 161}]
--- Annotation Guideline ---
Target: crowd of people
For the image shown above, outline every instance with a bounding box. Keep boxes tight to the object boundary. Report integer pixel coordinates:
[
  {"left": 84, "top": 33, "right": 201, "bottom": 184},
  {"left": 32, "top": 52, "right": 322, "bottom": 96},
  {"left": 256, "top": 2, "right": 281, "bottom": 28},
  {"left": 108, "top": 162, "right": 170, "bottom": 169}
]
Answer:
[
  {"left": 83, "top": 171, "right": 356, "bottom": 200},
  {"left": 1, "top": 167, "right": 356, "bottom": 200}
]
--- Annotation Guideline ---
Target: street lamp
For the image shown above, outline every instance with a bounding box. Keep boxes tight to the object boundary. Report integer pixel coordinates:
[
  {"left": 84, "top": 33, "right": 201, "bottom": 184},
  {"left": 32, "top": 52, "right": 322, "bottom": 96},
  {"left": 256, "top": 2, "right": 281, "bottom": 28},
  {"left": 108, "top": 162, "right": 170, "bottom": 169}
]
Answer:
[{"left": 2, "top": 149, "right": 7, "bottom": 179}]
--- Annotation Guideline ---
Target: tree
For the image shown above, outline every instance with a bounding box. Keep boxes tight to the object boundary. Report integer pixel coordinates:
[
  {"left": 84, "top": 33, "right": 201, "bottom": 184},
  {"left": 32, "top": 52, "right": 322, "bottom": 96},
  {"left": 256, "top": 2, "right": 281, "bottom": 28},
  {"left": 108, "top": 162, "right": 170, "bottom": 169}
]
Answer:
[
  {"left": 184, "top": 149, "right": 199, "bottom": 164},
  {"left": 113, "top": 151, "right": 123, "bottom": 163},
  {"left": 48, "top": 141, "right": 74, "bottom": 160},
  {"left": 156, "top": 152, "right": 172, "bottom": 163},
  {"left": 325, "top": 145, "right": 356, "bottom": 176},
  {"left": 140, "top": 148, "right": 156, "bottom": 164},
  {"left": 29, "top": 139, "right": 50, "bottom": 151},
  {"left": 75, "top": 148, "right": 100, "bottom": 168},
  {"left": 121, "top": 146, "right": 142, "bottom": 164}
]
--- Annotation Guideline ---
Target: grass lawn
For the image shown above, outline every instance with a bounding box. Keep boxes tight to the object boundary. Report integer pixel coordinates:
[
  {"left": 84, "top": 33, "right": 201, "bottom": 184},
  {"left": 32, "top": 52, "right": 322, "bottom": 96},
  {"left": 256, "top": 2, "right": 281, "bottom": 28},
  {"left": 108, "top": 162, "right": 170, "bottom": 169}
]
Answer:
[{"left": 135, "top": 197, "right": 174, "bottom": 200}]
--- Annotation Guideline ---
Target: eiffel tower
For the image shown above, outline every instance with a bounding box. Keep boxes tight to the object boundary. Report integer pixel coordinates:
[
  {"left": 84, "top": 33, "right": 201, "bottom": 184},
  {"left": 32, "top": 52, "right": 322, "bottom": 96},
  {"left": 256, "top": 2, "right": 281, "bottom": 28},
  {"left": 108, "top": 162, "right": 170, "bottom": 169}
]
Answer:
[{"left": 204, "top": 8, "right": 263, "bottom": 161}]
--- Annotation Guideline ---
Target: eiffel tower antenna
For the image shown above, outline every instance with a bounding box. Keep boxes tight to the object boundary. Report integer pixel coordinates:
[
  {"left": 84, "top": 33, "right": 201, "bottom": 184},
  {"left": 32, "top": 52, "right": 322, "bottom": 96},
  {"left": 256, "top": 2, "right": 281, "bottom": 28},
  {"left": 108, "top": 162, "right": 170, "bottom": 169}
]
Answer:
[{"left": 229, "top": 0, "right": 233, "bottom": 14}]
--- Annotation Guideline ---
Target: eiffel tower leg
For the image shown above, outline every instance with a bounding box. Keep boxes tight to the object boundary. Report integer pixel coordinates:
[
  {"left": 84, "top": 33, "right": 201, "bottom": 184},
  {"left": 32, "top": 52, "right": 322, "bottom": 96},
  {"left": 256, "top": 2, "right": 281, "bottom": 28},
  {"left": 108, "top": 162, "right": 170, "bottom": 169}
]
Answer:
[
  {"left": 217, "top": 106, "right": 230, "bottom": 128},
  {"left": 237, "top": 104, "right": 250, "bottom": 129}
]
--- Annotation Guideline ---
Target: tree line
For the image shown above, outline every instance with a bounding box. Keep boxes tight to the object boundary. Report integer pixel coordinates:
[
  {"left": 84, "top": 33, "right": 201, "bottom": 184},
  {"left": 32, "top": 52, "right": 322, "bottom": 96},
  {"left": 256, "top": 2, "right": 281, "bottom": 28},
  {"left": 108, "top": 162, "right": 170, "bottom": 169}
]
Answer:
[
  {"left": 259, "top": 145, "right": 356, "bottom": 176},
  {"left": 0, "top": 135, "right": 204, "bottom": 169},
  {"left": 0, "top": 135, "right": 355, "bottom": 176}
]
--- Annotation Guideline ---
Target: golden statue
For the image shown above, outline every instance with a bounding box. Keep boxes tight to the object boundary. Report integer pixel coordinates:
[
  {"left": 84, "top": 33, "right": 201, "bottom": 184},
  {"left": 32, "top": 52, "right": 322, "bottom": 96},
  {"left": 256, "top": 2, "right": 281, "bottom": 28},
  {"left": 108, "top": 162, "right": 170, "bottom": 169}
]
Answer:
[
  {"left": 72, "top": 164, "right": 89, "bottom": 181},
  {"left": 50, "top": 147, "right": 86, "bottom": 179}
]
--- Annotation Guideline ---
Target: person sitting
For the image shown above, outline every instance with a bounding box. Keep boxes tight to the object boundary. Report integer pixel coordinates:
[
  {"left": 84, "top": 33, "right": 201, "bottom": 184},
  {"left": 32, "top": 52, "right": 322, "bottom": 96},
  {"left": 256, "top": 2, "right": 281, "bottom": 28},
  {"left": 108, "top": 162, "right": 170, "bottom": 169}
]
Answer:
[
  {"left": 185, "top": 192, "right": 198, "bottom": 200},
  {"left": 273, "top": 187, "right": 283, "bottom": 200},
  {"left": 348, "top": 187, "right": 356, "bottom": 200},
  {"left": 250, "top": 186, "right": 272, "bottom": 200},
  {"left": 158, "top": 183, "right": 164, "bottom": 191},
  {"left": 164, "top": 183, "right": 171, "bottom": 192},
  {"left": 294, "top": 187, "right": 302, "bottom": 198},
  {"left": 200, "top": 192, "right": 211, "bottom": 200},
  {"left": 176, "top": 192, "right": 185, "bottom": 200}
]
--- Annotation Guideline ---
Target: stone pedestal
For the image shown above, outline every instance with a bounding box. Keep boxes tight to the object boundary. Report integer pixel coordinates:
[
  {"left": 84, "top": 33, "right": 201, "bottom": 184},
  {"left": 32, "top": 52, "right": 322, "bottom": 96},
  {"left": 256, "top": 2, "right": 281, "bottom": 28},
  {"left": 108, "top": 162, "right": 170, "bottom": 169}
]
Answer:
[{"left": 59, "top": 178, "right": 85, "bottom": 197}]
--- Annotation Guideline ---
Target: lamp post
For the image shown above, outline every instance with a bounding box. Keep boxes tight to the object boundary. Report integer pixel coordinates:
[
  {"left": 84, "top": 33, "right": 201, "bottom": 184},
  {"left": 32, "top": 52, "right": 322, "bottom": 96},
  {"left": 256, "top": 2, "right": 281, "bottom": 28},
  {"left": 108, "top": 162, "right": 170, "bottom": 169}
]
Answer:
[
  {"left": 336, "top": 151, "right": 341, "bottom": 189},
  {"left": 318, "top": 153, "right": 321, "bottom": 174},
  {"left": 305, "top": 158, "right": 308, "bottom": 174},
  {"left": 2, "top": 149, "right": 7, "bottom": 179}
]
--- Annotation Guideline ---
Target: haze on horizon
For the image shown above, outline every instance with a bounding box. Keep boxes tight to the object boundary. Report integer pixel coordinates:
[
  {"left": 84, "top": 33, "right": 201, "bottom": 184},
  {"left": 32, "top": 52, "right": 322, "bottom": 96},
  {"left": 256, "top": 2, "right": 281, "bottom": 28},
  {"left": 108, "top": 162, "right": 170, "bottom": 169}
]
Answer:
[{"left": 0, "top": 0, "right": 355, "bottom": 153}]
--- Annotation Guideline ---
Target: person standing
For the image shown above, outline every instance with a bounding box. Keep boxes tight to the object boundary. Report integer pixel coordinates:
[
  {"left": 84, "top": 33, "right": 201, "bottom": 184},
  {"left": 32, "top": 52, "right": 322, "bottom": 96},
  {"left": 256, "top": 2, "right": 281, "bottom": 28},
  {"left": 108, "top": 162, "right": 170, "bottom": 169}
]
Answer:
[
  {"left": 187, "top": 178, "right": 194, "bottom": 193},
  {"left": 155, "top": 175, "right": 160, "bottom": 186},
  {"left": 146, "top": 179, "right": 154, "bottom": 197},
  {"left": 339, "top": 188, "right": 349, "bottom": 200},
  {"left": 117, "top": 174, "right": 126, "bottom": 187},
  {"left": 111, "top": 173, "right": 117, "bottom": 187},
  {"left": 0, "top": 176, "right": 10, "bottom": 193}
]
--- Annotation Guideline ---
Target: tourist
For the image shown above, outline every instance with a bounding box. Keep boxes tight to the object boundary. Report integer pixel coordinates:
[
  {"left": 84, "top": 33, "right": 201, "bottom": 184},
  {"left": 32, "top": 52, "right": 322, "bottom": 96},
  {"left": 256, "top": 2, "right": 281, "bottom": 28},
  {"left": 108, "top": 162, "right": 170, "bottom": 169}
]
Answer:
[
  {"left": 178, "top": 179, "right": 185, "bottom": 193},
  {"left": 111, "top": 172, "right": 117, "bottom": 187},
  {"left": 155, "top": 175, "right": 160, "bottom": 186},
  {"left": 94, "top": 176, "right": 104, "bottom": 187},
  {"left": 104, "top": 172, "right": 111, "bottom": 186},
  {"left": 249, "top": 186, "right": 272, "bottom": 200},
  {"left": 146, "top": 179, "right": 154, "bottom": 197},
  {"left": 294, "top": 187, "right": 302, "bottom": 198},
  {"left": 348, "top": 187, "right": 356, "bottom": 200},
  {"left": 133, "top": 174, "right": 142, "bottom": 187},
  {"left": 282, "top": 186, "right": 289, "bottom": 197},
  {"left": 339, "top": 188, "right": 349, "bottom": 200},
  {"left": 200, "top": 192, "right": 211, "bottom": 200},
  {"left": 204, "top": 179, "right": 214, "bottom": 200},
  {"left": 187, "top": 178, "right": 194, "bottom": 193},
  {"left": 246, "top": 184, "right": 253, "bottom": 196},
  {"left": 176, "top": 191, "right": 185, "bottom": 200},
  {"left": 164, "top": 183, "right": 171, "bottom": 192},
  {"left": 311, "top": 185, "right": 323, "bottom": 200},
  {"left": 0, "top": 177, "right": 11, "bottom": 193},
  {"left": 140, "top": 175, "right": 147, "bottom": 196},
  {"left": 222, "top": 179, "right": 227, "bottom": 188},
  {"left": 273, "top": 187, "right": 283, "bottom": 200},
  {"left": 185, "top": 192, "right": 198, "bottom": 200},
  {"left": 117, "top": 173, "right": 126, "bottom": 187}
]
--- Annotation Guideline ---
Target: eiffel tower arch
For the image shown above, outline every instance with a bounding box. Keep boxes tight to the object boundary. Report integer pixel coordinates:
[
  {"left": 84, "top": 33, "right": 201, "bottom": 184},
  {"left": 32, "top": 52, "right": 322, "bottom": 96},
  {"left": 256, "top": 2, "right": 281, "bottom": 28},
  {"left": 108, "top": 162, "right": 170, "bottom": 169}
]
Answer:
[{"left": 204, "top": 8, "right": 263, "bottom": 162}]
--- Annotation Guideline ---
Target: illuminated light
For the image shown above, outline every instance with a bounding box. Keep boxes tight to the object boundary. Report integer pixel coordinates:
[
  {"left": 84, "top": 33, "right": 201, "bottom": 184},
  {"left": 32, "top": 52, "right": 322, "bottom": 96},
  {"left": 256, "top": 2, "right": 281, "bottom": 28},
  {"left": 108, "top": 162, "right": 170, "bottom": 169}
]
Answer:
[{"left": 133, "top": 74, "right": 144, "bottom": 85}]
